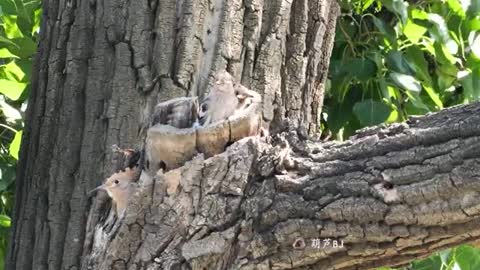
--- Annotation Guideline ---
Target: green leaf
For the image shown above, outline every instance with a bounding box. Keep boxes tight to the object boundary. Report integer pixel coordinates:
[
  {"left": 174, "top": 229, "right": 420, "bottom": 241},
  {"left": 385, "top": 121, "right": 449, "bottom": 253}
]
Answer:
[
  {"left": 410, "top": 254, "right": 443, "bottom": 270},
  {"left": 3, "top": 61, "right": 26, "bottom": 81},
  {"left": 382, "top": 0, "right": 408, "bottom": 25},
  {"left": 423, "top": 84, "right": 443, "bottom": 109},
  {"left": 13, "top": 0, "right": 33, "bottom": 33},
  {"left": 466, "top": 0, "right": 480, "bottom": 16},
  {"left": 0, "top": 215, "right": 10, "bottom": 228},
  {"left": 455, "top": 245, "right": 480, "bottom": 270},
  {"left": 467, "top": 18, "right": 480, "bottom": 31},
  {"left": 343, "top": 58, "right": 377, "bottom": 81},
  {"left": 438, "top": 248, "right": 452, "bottom": 265},
  {"left": 438, "top": 62, "right": 459, "bottom": 78},
  {"left": 329, "top": 74, "right": 353, "bottom": 102},
  {"left": 385, "top": 106, "right": 399, "bottom": 123},
  {"left": 438, "top": 74, "right": 456, "bottom": 93},
  {"left": 379, "top": 80, "right": 403, "bottom": 112},
  {"left": 434, "top": 42, "right": 458, "bottom": 65},
  {"left": 0, "top": 79, "right": 27, "bottom": 100},
  {"left": 0, "top": 244, "right": 4, "bottom": 270},
  {"left": 379, "top": 78, "right": 392, "bottom": 100},
  {"left": 329, "top": 59, "right": 344, "bottom": 78},
  {"left": 0, "top": 96, "right": 22, "bottom": 123},
  {"left": 403, "top": 47, "right": 443, "bottom": 109},
  {"left": 0, "top": 164, "right": 15, "bottom": 192},
  {"left": 405, "top": 46, "right": 430, "bottom": 82},
  {"left": 338, "top": 0, "right": 350, "bottom": 10},
  {"left": 468, "top": 31, "right": 480, "bottom": 59},
  {"left": 23, "top": 0, "right": 42, "bottom": 11},
  {"left": 9, "top": 130, "right": 22, "bottom": 160},
  {"left": 372, "top": 17, "right": 396, "bottom": 47},
  {"left": 405, "top": 91, "right": 430, "bottom": 113},
  {"left": 0, "top": 0, "right": 19, "bottom": 15},
  {"left": 0, "top": 48, "right": 19, "bottom": 59},
  {"left": 0, "top": 36, "right": 19, "bottom": 48},
  {"left": 370, "top": 51, "right": 384, "bottom": 71},
  {"left": 325, "top": 88, "right": 362, "bottom": 135},
  {"left": 385, "top": 51, "right": 415, "bottom": 75},
  {"left": 353, "top": 99, "right": 393, "bottom": 126},
  {"left": 14, "top": 59, "right": 32, "bottom": 83},
  {"left": 428, "top": 13, "right": 458, "bottom": 55},
  {"left": 447, "top": 0, "right": 466, "bottom": 18},
  {"left": 33, "top": 7, "right": 42, "bottom": 34},
  {"left": 1, "top": 15, "right": 23, "bottom": 39},
  {"left": 459, "top": 68, "right": 480, "bottom": 102},
  {"left": 403, "top": 19, "right": 427, "bottom": 44},
  {"left": 7, "top": 37, "right": 36, "bottom": 58},
  {"left": 326, "top": 103, "right": 351, "bottom": 134},
  {"left": 411, "top": 9, "right": 429, "bottom": 20},
  {"left": 335, "top": 19, "right": 357, "bottom": 44},
  {"left": 16, "top": 16, "right": 33, "bottom": 38},
  {"left": 390, "top": 72, "right": 422, "bottom": 92},
  {"left": 363, "top": 0, "right": 375, "bottom": 11}
]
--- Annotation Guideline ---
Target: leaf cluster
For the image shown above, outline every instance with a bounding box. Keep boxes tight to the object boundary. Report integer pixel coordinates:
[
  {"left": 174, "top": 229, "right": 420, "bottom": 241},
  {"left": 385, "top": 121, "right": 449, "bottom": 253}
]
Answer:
[
  {"left": 323, "top": 0, "right": 480, "bottom": 141},
  {"left": 0, "top": 0, "right": 40, "bottom": 268},
  {"left": 329, "top": 1, "right": 480, "bottom": 269}
]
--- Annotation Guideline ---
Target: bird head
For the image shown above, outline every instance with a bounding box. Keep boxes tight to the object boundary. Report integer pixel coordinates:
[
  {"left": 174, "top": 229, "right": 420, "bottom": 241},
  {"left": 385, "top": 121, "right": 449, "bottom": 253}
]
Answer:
[
  {"left": 102, "top": 169, "right": 135, "bottom": 195},
  {"left": 214, "top": 70, "right": 234, "bottom": 88},
  {"left": 90, "top": 167, "right": 137, "bottom": 214}
]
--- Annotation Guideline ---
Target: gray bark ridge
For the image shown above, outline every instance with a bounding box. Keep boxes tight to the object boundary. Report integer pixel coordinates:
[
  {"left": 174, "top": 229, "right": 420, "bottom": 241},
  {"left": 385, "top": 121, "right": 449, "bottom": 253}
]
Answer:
[{"left": 84, "top": 102, "right": 480, "bottom": 269}]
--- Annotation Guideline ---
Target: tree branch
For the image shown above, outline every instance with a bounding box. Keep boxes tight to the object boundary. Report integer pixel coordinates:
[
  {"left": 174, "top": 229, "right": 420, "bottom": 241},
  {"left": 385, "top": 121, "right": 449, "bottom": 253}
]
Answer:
[{"left": 84, "top": 102, "right": 480, "bottom": 270}]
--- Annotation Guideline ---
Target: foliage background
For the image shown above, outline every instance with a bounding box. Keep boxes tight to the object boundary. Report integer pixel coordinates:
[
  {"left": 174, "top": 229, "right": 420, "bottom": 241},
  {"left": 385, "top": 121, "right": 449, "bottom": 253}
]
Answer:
[
  {"left": 323, "top": 0, "right": 480, "bottom": 141},
  {"left": 0, "top": 0, "right": 40, "bottom": 269},
  {"left": 0, "top": 0, "right": 479, "bottom": 269}
]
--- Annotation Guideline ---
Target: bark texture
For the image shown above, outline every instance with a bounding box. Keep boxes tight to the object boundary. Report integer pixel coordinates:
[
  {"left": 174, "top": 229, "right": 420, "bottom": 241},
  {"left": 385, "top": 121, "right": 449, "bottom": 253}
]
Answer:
[
  {"left": 7, "top": 0, "right": 339, "bottom": 269},
  {"left": 81, "top": 102, "right": 480, "bottom": 270}
]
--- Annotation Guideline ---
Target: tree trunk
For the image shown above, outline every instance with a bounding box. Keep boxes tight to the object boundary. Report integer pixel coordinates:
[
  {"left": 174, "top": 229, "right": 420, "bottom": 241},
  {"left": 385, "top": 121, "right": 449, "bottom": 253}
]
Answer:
[{"left": 7, "top": 0, "right": 339, "bottom": 269}]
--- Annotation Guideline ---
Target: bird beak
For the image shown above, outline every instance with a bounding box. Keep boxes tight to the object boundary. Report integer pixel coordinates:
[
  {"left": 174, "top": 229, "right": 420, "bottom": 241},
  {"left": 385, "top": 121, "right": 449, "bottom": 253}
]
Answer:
[
  {"left": 88, "top": 184, "right": 105, "bottom": 197},
  {"left": 237, "top": 94, "right": 247, "bottom": 101}
]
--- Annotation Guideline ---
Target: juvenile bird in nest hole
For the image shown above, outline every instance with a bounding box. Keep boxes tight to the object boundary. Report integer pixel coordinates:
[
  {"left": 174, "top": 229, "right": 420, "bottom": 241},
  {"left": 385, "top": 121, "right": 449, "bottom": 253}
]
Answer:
[
  {"left": 90, "top": 167, "right": 137, "bottom": 215},
  {"left": 198, "top": 70, "right": 261, "bottom": 126},
  {"left": 198, "top": 70, "right": 238, "bottom": 126}
]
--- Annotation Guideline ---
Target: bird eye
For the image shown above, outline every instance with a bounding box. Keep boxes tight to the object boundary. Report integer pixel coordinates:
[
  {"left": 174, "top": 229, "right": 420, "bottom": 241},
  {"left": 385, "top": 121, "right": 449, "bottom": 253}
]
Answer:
[{"left": 114, "top": 180, "right": 119, "bottom": 184}]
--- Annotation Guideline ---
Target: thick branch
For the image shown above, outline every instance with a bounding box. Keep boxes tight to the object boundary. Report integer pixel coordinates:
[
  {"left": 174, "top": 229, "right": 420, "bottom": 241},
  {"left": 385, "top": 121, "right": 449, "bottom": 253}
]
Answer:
[{"left": 84, "top": 102, "right": 480, "bottom": 270}]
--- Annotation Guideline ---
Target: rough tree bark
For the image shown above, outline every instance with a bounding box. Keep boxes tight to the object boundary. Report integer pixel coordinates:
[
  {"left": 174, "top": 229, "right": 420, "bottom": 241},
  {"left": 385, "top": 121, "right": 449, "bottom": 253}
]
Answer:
[
  {"left": 86, "top": 102, "right": 480, "bottom": 270},
  {"left": 7, "top": 0, "right": 480, "bottom": 269}
]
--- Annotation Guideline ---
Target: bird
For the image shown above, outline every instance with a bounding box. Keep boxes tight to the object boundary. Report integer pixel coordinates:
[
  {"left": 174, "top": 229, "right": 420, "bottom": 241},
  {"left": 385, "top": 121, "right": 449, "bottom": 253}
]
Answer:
[
  {"left": 199, "top": 70, "right": 239, "bottom": 126},
  {"left": 90, "top": 167, "right": 137, "bottom": 215},
  {"left": 233, "top": 83, "right": 261, "bottom": 112}
]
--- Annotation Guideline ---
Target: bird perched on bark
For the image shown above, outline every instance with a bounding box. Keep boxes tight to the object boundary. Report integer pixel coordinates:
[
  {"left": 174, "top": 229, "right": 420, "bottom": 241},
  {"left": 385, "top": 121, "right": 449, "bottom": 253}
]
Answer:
[
  {"left": 90, "top": 167, "right": 137, "bottom": 215},
  {"left": 233, "top": 83, "right": 262, "bottom": 113},
  {"left": 199, "top": 70, "right": 239, "bottom": 126}
]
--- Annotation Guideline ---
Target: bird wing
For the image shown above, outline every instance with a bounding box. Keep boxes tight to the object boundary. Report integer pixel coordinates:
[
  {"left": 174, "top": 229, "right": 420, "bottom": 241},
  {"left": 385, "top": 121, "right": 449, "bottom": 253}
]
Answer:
[{"left": 199, "top": 91, "right": 238, "bottom": 125}]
